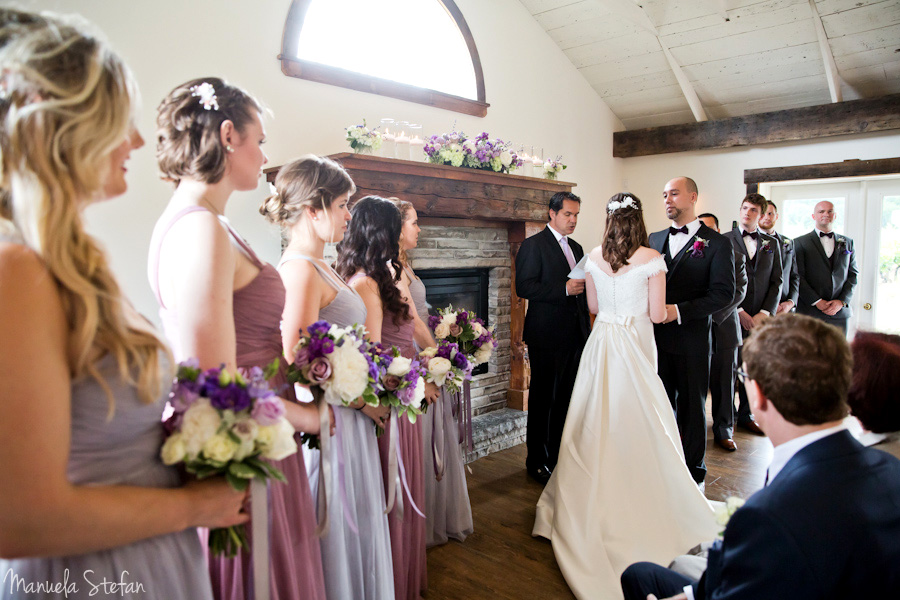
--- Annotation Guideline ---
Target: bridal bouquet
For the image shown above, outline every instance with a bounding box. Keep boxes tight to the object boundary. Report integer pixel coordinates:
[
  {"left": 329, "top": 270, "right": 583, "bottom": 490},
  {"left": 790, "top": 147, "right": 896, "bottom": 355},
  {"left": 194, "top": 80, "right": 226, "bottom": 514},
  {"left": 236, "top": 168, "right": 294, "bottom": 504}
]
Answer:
[
  {"left": 160, "top": 359, "right": 296, "bottom": 557},
  {"left": 419, "top": 339, "right": 471, "bottom": 394},
  {"left": 429, "top": 306, "right": 498, "bottom": 366},
  {"left": 424, "top": 130, "right": 524, "bottom": 173},
  {"left": 346, "top": 119, "right": 382, "bottom": 154},
  {"left": 543, "top": 156, "right": 567, "bottom": 180},
  {"left": 366, "top": 342, "right": 426, "bottom": 429},
  {"left": 715, "top": 496, "right": 746, "bottom": 536}
]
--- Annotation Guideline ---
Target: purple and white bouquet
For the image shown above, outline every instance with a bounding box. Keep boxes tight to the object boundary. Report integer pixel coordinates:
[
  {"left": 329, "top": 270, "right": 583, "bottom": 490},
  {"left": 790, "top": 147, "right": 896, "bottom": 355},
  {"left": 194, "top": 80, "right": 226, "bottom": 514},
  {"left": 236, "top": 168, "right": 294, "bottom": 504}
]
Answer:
[
  {"left": 160, "top": 359, "right": 296, "bottom": 557},
  {"left": 419, "top": 339, "right": 471, "bottom": 394},
  {"left": 424, "top": 130, "right": 524, "bottom": 174},
  {"left": 428, "top": 306, "right": 498, "bottom": 366},
  {"left": 366, "top": 343, "right": 426, "bottom": 427},
  {"left": 543, "top": 156, "right": 567, "bottom": 180},
  {"left": 346, "top": 119, "right": 382, "bottom": 154},
  {"left": 288, "top": 321, "right": 373, "bottom": 406}
]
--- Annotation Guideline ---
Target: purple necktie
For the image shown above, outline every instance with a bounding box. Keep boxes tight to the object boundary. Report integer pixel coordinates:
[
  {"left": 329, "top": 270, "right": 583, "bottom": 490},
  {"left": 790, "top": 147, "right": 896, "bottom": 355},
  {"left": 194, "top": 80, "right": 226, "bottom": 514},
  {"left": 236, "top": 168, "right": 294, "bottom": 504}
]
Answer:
[{"left": 560, "top": 237, "right": 576, "bottom": 270}]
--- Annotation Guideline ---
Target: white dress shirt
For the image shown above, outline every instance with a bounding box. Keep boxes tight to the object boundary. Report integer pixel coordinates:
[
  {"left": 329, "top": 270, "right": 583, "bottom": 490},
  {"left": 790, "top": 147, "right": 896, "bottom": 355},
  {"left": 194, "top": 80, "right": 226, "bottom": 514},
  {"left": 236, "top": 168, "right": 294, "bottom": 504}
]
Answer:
[
  {"left": 668, "top": 219, "right": 701, "bottom": 324},
  {"left": 739, "top": 226, "right": 758, "bottom": 260},
  {"left": 815, "top": 227, "right": 836, "bottom": 258}
]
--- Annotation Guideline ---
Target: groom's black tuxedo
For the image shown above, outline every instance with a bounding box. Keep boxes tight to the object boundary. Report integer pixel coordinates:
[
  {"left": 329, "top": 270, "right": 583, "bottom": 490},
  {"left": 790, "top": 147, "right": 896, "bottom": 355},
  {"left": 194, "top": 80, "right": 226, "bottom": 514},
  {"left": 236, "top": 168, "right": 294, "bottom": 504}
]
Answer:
[
  {"left": 516, "top": 226, "right": 590, "bottom": 471},
  {"left": 622, "top": 431, "right": 900, "bottom": 600},
  {"left": 649, "top": 223, "right": 734, "bottom": 482}
]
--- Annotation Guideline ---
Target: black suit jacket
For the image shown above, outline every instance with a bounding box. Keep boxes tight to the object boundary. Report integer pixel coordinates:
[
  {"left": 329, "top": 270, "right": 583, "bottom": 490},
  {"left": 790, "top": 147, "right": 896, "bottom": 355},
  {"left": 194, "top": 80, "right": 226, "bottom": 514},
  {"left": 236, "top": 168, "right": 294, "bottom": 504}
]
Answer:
[
  {"left": 723, "top": 228, "right": 783, "bottom": 318},
  {"left": 696, "top": 430, "right": 900, "bottom": 599},
  {"left": 515, "top": 226, "right": 590, "bottom": 349},
  {"left": 795, "top": 231, "right": 859, "bottom": 320},
  {"left": 712, "top": 252, "right": 747, "bottom": 351},
  {"left": 649, "top": 224, "right": 735, "bottom": 355},
  {"left": 772, "top": 231, "right": 800, "bottom": 306}
]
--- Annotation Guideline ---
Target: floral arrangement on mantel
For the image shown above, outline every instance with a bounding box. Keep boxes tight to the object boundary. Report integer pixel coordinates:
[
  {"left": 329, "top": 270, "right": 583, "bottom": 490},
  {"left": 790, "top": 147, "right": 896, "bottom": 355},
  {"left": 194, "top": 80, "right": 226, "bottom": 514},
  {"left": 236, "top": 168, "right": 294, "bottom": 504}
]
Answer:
[
  {"left": 345, "top": 119, "right": 383, "bottom": 154},
  {"left": 543, "top": 156, "right": 567, "bottom": 180},
  {"left": 423, "top": 130, "right": 524, "bottom": 174}
]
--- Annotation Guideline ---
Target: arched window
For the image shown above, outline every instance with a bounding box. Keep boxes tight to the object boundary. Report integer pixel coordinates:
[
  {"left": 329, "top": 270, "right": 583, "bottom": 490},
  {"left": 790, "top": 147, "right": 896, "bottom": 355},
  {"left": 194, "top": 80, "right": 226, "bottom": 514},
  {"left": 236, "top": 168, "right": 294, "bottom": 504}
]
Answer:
[{"left": 279, "top": 0, "right": 488, "bottom": 117}]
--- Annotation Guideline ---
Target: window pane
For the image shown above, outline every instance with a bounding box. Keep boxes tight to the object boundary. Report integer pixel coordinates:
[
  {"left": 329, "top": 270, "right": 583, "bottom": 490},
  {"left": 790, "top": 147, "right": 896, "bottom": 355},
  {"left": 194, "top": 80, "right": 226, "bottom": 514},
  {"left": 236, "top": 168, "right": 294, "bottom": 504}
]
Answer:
[
  {"left": 876, "top": 195, "right": 900, "bottom": 333},
  {"left": 779, "top": 197, "right": 845, "bottom": 240},
  {"left": 296, "top": 0, "right": 477, "bottom": 100}
]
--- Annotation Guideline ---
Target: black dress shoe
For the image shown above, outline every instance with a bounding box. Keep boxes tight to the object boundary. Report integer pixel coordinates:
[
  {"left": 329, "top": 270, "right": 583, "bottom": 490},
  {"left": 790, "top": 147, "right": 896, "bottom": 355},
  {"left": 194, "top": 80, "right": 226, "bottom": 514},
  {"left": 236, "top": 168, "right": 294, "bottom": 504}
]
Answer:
[{"left": 527, "top": 465, "right": 552, "bottom": 485}]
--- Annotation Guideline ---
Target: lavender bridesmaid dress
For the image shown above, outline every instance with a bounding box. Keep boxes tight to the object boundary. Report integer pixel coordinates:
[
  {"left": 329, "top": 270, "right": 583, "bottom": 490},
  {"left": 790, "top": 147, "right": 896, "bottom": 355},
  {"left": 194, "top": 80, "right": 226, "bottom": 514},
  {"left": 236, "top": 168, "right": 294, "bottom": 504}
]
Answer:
[
  {"left": 149, "top": 207, "right": 326, "bottom": 600},
  {"left": 279, "top": 254, "right": 394, "bottom": 600},
  {"left": 406, "top": 266, "right": 474, "bottom": 547}
]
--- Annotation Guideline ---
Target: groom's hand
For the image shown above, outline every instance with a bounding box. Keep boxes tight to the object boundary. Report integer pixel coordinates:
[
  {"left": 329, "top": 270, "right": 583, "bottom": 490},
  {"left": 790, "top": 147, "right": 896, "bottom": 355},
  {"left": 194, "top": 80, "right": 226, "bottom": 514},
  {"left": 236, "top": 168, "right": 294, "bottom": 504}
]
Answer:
[
  {"left": 662, "top": 304, "right": 679, "bottom": 323},
  {"left": 566, "top": 278, "right": 585, "bottom": 296}
]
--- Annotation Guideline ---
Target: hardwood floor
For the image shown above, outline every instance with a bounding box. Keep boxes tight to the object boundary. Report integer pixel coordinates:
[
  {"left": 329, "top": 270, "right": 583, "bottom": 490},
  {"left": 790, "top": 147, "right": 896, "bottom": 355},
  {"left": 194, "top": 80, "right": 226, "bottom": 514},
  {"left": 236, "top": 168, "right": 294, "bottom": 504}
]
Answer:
[{"left": 425, "top": 401, "right": 773, "bottom": 599}]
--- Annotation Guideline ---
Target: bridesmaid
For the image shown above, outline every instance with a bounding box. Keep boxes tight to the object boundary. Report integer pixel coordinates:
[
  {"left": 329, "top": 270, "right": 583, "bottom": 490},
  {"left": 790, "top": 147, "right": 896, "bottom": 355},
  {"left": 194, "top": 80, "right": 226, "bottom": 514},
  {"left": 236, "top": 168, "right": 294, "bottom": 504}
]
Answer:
[
  {"left": 391, "top": 199, "right": 474, "bottom": 547},
  {"left": 263, "top": 155, "right": 394, "bottom": 600},
  {"left": 0, "top": 14, "right": 244, "bottom": 600},
  {"left": 336, "top": 196, "right": 439, "bottom": 600},
  {"left": 150, "top": 78, "right": 326, "bottom": 600}
]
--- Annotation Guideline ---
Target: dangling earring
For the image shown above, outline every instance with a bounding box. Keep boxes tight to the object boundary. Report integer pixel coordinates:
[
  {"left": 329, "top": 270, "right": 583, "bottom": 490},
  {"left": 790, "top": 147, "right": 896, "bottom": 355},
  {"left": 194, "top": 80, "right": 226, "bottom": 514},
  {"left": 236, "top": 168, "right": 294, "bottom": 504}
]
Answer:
[{"left": 225, "top": 145, "right": 234, "bottom": 153}]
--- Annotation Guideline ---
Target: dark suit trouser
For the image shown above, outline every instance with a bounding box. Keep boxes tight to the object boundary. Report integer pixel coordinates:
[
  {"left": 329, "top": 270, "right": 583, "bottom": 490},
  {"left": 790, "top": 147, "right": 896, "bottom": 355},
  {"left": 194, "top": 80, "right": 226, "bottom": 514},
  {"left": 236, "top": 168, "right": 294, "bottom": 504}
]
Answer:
[
  {"left": 526, "top": 343, "right": 583, "bottom": 471},
  {"left": 709, "top": 345, "right": 737, "bottom": 441},
  {"left": 658, "top": 350, "right": 709, "bottom": 483},
  {"left": 735, "top": 340, "right": 754, "bottom": 425},
  {"left": 621, "top": 562, "right": 694, "bottom": 600}
]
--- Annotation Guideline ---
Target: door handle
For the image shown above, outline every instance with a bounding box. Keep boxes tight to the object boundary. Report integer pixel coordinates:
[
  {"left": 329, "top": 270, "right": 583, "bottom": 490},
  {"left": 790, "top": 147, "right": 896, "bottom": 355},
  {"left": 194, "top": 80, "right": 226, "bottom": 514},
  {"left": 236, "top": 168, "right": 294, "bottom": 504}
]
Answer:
[{"left": 864, "top": 303, "right": 872, "bottom": 310}]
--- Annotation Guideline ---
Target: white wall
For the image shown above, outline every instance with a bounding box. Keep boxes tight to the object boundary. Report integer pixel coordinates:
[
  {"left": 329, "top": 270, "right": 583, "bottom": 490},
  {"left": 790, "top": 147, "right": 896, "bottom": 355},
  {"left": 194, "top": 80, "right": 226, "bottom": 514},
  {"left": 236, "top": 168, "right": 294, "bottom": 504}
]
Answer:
[
  {"left": 22, "top": 0, "right": 622, "bottom": 322},
  {"left": 620, "top": 130, "right": 900, "bottom": 234}
]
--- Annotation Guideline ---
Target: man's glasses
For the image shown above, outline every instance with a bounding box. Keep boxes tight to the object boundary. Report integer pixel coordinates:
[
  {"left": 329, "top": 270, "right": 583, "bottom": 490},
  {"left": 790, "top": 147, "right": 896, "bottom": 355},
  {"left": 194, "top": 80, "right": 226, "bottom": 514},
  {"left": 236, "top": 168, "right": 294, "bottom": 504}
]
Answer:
[{"left": 734, "top": 367, "right": 750, "bottom": 385}]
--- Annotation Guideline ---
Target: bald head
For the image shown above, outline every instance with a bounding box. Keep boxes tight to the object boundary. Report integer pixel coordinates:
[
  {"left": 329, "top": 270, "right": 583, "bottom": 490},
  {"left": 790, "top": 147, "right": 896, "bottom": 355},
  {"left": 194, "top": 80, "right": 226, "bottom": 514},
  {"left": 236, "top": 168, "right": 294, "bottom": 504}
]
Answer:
[
  {"left": 663, "top": 177, "right": 699, "bottom": 226},
  {"left": 812, "top": 200, "right": 836, "bottom": 232}
]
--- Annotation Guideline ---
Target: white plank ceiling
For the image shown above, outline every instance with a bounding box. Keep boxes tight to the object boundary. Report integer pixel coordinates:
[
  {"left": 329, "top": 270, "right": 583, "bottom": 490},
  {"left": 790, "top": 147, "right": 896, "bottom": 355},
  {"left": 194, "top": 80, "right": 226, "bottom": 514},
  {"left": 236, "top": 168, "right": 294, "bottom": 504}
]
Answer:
[{"left": 519, "top": 0, "right": 900, "bottom": 129}]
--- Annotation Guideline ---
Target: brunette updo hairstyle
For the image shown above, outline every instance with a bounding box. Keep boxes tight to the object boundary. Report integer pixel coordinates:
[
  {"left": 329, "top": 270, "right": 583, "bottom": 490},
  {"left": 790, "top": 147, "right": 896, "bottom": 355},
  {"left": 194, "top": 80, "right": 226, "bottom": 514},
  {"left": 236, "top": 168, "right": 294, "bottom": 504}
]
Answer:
[
  {"left": 602, "top": 193, "right": 649, "bottom": 273},
  {"left": 259, "top": 155, "right": 355, "bottom": 235},
  {"left": 156, "top": 76, "right": 262, "bottom": 185},
  {"left": 848, "top": 331, "right": 900, "bottom": 434},
  {"left": 389, "top": 197, "right": 415, "bottom": 266},
  {"left": 335, "top": 196, "right": 410, "bottom": 326}
]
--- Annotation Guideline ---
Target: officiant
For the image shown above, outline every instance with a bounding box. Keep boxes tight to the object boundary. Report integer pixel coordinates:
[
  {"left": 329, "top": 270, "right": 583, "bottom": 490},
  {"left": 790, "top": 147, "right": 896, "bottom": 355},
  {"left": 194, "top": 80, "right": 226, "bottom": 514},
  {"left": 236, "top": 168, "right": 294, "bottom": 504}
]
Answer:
[{"left": 515, "top": 192, "right": 591, "bottom": 484}]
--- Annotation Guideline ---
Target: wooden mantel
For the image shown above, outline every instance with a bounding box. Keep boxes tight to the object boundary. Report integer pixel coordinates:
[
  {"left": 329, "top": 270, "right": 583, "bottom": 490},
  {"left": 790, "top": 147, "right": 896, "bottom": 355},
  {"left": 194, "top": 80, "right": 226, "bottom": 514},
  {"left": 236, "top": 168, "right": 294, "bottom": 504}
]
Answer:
[{"left": 265, "top": 153, "right": 577, "bottom": 411}]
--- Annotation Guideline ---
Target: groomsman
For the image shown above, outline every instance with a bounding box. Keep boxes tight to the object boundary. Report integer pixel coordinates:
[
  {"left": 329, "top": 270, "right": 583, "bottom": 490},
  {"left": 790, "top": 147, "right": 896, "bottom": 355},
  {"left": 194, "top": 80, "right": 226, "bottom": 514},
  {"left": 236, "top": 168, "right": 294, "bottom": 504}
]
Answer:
[
  {"left": 699, "top": 213, "right": 747, "bottom": 452},
  {"left": 759, "top": 200, "right": 800, "bottom": 314},
  {"left": 724, "top": 193, "right": 782, "bottom": 436},
  {"left": 650, "top": 178, "right": 734, "bottom": 484},
  {"left": 515, "top": 192, "right": 591, "bottom": 484},
  {"left": 794, "top": 200, "right": 859, "bottom": 335}
]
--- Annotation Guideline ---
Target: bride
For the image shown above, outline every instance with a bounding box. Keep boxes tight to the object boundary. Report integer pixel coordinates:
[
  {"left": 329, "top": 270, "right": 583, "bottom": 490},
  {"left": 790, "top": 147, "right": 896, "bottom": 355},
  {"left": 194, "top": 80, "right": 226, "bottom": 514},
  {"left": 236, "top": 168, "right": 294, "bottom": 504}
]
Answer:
[{"left": 533, "top": 193, "right": 718, "bottom": 600}]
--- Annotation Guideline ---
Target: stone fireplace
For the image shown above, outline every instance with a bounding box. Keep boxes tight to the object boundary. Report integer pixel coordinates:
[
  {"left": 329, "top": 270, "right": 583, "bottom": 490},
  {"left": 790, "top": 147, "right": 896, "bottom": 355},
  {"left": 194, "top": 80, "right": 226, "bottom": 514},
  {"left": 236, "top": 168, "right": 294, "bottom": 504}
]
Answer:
[{"left": 266, "top": 153, "right": 576, "bottom": 461}]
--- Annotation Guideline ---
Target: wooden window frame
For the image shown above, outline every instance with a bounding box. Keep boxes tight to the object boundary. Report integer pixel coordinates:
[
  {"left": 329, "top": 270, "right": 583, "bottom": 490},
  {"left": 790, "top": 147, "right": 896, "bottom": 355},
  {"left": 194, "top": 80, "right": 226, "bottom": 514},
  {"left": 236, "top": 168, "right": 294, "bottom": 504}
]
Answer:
[{"left": 278, "top": 0, "right": 489, "bottom": 117}]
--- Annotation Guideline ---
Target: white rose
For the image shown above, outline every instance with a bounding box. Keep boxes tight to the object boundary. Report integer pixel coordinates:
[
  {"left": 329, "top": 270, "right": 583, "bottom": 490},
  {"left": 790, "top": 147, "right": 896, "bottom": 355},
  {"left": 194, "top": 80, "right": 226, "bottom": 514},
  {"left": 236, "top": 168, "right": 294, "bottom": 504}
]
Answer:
[
  {"left": 500, "top": 150, "right": 512, "bottom": 167},
  {"left": 427, "top": 357, "right": 453, "bottom": 386},
  {"left": 325, "top": 342, "right": 370, "bottom": 404},
  {"left": 440, "top": 313, "right": 456, "bottom": 328},
  {"left": 181, "top": 399, "right": 221, "bottom": 459},
  {"left": 256, "top": 425, "right": 275, "bottom": 453},
  {"left": 434, "top": 322, "right": 450, "bottom": 339},
  {"left": 472, "top": 322, "right": 484, "bottom": 337},
  {"left": 160, "top": 433, "right": 187, "bottom": 466},
  {"left": 262, "top": 417, "right": 298, "bottom": 461},
  {"left": 202, "top": 433, "right": 239, "bottom": 463},
  {"left": 420, "top": 346, "right": 438, "bottom": 359},
  {"left": 462, "top": 140, "right": 476, "bottom": 153},
  {"left": 474, "top": 346, "right": 492, "bottom": 365},
  {"left": 387, "top": 356, "right": 412, "bottom": 377}
]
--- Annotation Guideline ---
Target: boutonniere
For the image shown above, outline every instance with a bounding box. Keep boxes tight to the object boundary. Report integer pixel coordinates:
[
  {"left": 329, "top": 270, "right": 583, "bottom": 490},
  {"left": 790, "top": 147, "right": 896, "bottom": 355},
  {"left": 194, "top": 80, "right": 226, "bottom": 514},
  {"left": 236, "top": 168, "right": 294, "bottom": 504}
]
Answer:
[
  {"left": 782, "top": 237, "right": 792, "bottom": 253},
  {"left": 835, "top": 237, "right": 851, "bottom": 255},
  {"left": 686, "top": 236, "right": 709, "bottom": 258},
  {"left": 760, "top": 239, "right": 773, "bottom": 254}
]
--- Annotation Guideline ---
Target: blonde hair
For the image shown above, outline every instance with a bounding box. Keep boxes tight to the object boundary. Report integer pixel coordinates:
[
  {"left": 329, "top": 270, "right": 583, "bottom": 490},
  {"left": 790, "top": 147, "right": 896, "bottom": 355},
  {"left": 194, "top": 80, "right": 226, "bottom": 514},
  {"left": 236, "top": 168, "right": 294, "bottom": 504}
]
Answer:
[
  {"left": 260, "top": 154, "right": 355, "bottom": 241},
  {"left": 0, "top": 13, "right": 171, "bottom": 413},
  {"left": 389, "top": 197, "right": 414, "bottom": 267}
]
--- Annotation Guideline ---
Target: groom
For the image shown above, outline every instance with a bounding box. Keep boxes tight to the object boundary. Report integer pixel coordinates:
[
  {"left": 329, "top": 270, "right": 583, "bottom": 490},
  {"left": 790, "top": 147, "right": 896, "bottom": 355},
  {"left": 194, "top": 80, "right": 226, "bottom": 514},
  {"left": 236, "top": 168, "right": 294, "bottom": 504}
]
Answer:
[
  {"left": 650, "top": 177, "right": 734, "bottom": 484},
  {"left": 515, "top": 191, "right": 591, "bottom": 484}
]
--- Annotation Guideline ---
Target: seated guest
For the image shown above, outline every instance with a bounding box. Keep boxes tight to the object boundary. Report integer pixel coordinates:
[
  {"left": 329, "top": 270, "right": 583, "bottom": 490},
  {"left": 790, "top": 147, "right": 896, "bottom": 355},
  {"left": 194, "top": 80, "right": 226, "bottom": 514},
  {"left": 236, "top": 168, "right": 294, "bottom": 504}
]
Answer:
[
  {"left": 621, "top": 314, "right": 900, "bottom": 600},
  {"left": 846, "top": 331, "right": 900, "bottom": 460}
]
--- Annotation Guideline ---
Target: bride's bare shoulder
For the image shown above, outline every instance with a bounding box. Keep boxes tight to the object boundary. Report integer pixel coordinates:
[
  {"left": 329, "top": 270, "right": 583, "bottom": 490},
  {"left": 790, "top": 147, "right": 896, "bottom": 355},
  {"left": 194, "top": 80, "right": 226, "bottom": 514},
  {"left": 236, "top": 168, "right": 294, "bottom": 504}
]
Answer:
[{"left": 630, "top": 246, "right": 662, "bottom": 266}]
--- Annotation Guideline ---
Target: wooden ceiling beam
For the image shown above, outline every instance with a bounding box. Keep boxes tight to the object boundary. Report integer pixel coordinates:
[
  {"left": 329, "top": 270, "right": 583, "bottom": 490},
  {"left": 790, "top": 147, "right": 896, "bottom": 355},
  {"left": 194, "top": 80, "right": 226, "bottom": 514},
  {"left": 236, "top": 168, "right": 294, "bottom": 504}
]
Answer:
[
  {"left": 613, "top": 93, "right": 900, "bottom": 158},
  {"left": 808, "top": 0, "right": 842, "bottom": 103}
]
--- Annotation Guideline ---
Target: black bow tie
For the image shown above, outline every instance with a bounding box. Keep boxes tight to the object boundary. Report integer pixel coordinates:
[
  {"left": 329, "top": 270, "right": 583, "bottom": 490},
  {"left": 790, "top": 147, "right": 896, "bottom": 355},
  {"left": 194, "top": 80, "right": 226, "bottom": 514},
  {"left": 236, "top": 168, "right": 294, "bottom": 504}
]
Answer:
[
  {"left": 743, "top": 230, "right": 759, "bottom": 239},
  {"left": 669, "top": 226, "right": 688, "bottom": 235},
  {"left": 819, "top": 231, "right": 834, "bottom": 239}
]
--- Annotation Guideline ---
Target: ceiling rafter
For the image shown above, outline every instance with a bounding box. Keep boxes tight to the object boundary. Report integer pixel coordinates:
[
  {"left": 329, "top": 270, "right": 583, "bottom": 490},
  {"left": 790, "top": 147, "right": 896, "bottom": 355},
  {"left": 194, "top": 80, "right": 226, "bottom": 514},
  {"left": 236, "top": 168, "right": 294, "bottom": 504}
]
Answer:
[{"left": 808, "top": 0, "right": 842, "bottom": 103}]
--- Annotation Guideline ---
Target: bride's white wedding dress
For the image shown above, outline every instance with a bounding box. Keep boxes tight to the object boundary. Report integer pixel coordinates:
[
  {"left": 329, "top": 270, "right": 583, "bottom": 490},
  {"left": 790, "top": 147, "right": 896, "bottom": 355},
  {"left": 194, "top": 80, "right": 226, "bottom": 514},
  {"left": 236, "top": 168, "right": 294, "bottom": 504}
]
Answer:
[{"left": 533, "top": 255, "right": 718, "bottom": 600}]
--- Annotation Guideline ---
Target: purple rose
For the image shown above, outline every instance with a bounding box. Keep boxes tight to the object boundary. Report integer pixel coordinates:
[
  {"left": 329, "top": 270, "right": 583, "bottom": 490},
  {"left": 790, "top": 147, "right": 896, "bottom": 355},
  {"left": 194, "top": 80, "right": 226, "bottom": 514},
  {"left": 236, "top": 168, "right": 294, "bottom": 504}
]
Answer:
[
  {"left": 449, "top": 323, "right": 462, "bottom": 337},
  {"left": 307, "top": 356, "right": 333, "bottom": 384},
  {"left": 383, "top": 375, "right": 401, "bottom": 391},
  {"left": 293, "top": 343, "right": 311, "bottom": 368},
  {"left": 251, "top": 395, "right": 286, "bottom": 426},
  {"left": 209, "top": 382, "right": 252, "bottom": 412}
]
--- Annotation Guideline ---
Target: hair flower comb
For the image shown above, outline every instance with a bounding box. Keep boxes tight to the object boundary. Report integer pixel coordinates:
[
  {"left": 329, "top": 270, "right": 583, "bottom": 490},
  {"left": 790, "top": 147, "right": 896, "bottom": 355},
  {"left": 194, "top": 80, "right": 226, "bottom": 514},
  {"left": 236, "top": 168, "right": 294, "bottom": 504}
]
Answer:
[
  {"left": 190, "top": 82, "right": 219, "bottom": 111},
  {"left": 608, "top": 195, "right": 638, "bottom": 214}
]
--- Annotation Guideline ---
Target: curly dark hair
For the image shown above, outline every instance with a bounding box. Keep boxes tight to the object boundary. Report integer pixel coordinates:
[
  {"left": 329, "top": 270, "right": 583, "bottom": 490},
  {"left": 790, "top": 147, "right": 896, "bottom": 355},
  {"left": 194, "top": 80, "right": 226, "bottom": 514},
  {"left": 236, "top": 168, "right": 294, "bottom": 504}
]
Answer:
[
  {"left": 335, "top": 196, "right": 411, "bottom": 326},
  {"left": 156, "top": 76, "right": 262, "bottom": 185},
  {"left": 601, "top": 193, "right": 649, "bottom": 273}
]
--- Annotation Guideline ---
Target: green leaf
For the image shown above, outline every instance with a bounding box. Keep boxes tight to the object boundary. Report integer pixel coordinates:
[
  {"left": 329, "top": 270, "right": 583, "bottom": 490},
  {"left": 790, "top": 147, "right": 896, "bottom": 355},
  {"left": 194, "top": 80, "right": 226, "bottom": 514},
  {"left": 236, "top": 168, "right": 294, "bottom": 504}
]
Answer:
[
  {"left": 225, "top": 471, "right": 250, "bottom": 491},
  {"left": 227, "top": 430, "right": 242, "bottom": 445},
  {"left": 263, "top": 357, "right": 280, "bottom": 380},
  {"left": 228, "top": 462, "right": 257, "bottom": 479}
]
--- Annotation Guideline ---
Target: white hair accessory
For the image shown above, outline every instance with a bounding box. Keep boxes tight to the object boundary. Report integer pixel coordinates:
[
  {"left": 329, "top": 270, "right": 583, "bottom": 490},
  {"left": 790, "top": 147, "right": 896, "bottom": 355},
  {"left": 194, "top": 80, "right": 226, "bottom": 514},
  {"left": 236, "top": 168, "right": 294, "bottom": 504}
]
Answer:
[
  {"left": 190, "top": 82, "right": 219, "bottom": 111},
  {"left": 608, "top": 195, "right": 638, "bottom": 214}
]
